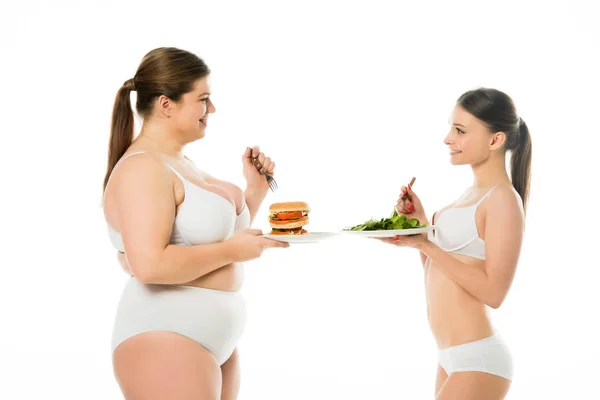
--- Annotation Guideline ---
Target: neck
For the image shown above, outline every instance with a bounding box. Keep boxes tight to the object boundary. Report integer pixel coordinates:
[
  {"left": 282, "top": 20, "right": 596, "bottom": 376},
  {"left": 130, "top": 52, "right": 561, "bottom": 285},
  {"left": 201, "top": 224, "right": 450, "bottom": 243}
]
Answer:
[
  {"left": 136, "top": 120, "right": 185, "bottom": 159},
  {"left": 471, "top": 152, "right": 511, "bottom": 189}
]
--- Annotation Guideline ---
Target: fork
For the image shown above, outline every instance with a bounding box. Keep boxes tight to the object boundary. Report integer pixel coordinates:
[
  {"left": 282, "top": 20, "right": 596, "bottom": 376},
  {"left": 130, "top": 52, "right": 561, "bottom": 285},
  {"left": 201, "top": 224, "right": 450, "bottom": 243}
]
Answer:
[
  {"left": 400, "top": 177, "right": 416, "bottom": 201},
  {"left": 392, "top": 176, "right": 416, "bottom": 217},
  {"left": 248, "top": 148, "right": 279, "bottom": 192}
]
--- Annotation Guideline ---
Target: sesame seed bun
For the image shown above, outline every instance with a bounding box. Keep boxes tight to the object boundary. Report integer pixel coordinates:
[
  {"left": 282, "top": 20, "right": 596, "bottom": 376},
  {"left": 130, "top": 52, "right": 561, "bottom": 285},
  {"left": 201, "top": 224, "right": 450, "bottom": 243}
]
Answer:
[{"left": 269, "top": 201, "right": 310, "bottom": 213}]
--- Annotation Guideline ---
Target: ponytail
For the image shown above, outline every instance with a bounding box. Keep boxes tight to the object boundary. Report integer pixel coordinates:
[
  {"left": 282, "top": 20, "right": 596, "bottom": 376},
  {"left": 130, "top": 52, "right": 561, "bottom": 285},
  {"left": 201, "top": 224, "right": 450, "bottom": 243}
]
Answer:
[
  {"left": 102, "top": 48, "right": 212, "bottom": 192},
  {"left": 510, "top": 118, "right": 532, "bottom": 215},
  {"left": 103, "top": 79, "right": 136, "bottom": 191}
]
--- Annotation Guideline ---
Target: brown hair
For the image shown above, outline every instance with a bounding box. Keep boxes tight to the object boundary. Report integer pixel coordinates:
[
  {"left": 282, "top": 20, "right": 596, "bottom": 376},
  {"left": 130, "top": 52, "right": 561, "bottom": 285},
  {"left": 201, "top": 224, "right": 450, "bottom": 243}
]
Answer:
[
  {"left": 102, "top": 47, "right": 211, "bottom": 191},
  {"left": 457, "top": 88, "right": 532, "bottom": 214}
]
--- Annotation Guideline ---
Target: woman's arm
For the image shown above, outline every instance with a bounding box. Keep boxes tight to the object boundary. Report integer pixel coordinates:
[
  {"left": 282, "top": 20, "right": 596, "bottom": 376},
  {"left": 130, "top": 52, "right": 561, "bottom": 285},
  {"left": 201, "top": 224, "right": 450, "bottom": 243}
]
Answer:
[
  {"left": 418, "top": 211, "right": 436, "bottom": 268},
  {"left": 419, "top": 250, "right": 428, "bottom": 268},
  {"left": 417, "top": 186, "right": 524, "bottom": 308},
  {"left": 112, "top": 154, "right": 239, "bottom": 285},
  {"left": 241, "top": 146, "right": 273, "bottom": 225},
  {"left": 244, "top": 187, "right": 268, "bottom": 225}
]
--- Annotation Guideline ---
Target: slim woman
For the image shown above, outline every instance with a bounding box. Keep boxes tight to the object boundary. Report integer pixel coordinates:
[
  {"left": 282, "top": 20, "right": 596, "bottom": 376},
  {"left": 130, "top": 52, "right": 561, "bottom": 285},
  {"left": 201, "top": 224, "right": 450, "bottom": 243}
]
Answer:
[{"left": 381, "top": 88, "right": 532, "bottom": 399}]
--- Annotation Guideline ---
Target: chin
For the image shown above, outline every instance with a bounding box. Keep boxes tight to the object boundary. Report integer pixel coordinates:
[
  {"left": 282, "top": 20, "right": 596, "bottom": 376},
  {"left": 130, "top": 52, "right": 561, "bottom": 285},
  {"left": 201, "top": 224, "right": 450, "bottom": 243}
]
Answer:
[
  {"left": 194, "top": 127, "right": 206, "bottom": 139},
  {"left": 450, "top": 152, "right": 476, "bottom": 166},
  {"left": 449, "top": 156, "right": 465, "bottom": 165}
]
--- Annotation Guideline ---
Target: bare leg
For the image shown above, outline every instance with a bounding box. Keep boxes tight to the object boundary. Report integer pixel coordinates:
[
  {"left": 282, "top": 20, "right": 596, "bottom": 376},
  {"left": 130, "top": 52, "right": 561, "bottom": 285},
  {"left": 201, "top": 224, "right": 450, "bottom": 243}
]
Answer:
[
  {"left": 436, "top": 371, "right": 511, "bottom": 400},
  {"left": 435, "top": 364, "right": 448, "bottom": 398},
  {"left": 220, "top": 348, "right": 241, "bottom": 400},
  {"left": 113, "top": 331, "right": 222, "bottom": 400}
]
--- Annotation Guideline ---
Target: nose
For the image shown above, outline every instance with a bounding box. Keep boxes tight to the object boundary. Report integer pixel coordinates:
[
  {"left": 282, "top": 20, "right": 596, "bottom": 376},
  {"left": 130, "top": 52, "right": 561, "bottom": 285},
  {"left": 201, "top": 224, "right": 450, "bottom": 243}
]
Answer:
[
  {"left": 207, "top": 98, "right": 216, "bottom": 114},
  {"left": 444, "top": 129, "right": 453, "bottom": 145}
]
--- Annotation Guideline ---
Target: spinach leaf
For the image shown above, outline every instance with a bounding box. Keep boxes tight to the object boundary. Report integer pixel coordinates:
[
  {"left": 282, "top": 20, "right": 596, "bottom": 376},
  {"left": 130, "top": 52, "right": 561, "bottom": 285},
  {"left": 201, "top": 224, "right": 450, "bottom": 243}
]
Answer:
[{"left": 345, "top": 208, "right": 427, "bottom": 231}]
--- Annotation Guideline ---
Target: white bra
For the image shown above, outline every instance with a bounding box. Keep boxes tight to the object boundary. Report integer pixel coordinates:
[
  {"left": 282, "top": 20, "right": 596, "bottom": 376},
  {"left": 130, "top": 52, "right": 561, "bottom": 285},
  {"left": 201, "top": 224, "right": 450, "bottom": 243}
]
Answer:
[
  {"left": 103, "top": 152, "right": 250, "bottom": 252},
  {"left": 427, "top": 186, "right": 497, "bottom": 260}
]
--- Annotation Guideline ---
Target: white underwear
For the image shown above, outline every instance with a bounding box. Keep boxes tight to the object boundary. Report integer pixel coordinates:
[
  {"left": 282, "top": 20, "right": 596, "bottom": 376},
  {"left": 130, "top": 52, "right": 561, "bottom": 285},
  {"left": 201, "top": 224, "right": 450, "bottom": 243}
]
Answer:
[
  {"left": 111, "top": 277, "right": 246, "bottom": 366},
  {"left": 438, "top": 331, "right": 513, "bottom": 381}
]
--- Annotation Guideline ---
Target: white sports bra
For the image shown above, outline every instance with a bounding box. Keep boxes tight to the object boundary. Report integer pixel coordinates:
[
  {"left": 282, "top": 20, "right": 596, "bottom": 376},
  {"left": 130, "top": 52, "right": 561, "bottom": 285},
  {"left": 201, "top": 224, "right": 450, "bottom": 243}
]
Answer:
[
  {"left": 104, "top": 152, "right": 250, "bottom": 252},
  {"left": 427, "top": 186, "right": 497, "bottom": 260}
]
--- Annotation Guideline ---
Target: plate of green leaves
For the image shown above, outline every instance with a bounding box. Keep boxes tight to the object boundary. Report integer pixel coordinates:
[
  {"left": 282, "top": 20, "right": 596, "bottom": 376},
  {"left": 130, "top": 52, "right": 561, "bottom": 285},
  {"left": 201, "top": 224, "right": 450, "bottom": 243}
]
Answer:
[{"left": 342, "top": 209, "right": 436, "bottom": 238}]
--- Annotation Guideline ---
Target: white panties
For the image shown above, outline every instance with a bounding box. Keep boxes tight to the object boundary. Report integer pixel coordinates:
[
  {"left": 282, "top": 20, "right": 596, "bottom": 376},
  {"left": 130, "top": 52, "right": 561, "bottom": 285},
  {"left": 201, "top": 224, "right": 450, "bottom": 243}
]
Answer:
[
  {"left": 438, "top": 331, "right": 513, "bottom": 381},
  {"left": 111, "top": 277, "right": 246, "bottom": 366}
]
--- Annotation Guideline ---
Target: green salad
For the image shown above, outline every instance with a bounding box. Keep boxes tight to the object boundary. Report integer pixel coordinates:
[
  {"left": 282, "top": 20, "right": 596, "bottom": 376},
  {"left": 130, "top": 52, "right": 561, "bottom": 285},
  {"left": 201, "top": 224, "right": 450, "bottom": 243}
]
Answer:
[{"left": 345, "top": 209, "right": 428, "bottom": 231}]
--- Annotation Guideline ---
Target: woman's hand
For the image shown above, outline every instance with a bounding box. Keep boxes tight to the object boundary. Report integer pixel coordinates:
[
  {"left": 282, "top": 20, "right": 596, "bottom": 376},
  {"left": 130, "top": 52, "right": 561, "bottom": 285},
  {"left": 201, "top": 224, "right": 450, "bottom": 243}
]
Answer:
[
  {"left": 243, "top": 146, "right": 275, "bottom": 191},
  {"left": 226, "top": 228, "right": 289, "bottom": 262},
  {"left": 376, "top": 233, "right": 427, "bottom": 249},
  {"left": 395, "top": 183, "right": 428, "bottom": 225}
]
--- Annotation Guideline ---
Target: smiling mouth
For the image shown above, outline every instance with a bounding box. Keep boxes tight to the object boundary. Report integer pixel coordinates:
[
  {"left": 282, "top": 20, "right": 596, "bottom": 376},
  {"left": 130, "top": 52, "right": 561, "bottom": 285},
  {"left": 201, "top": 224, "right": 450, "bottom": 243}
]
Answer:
[
  {"left": 450, "top": 150, "right": 462, "bottom": 155},
  {"left": 199, "top": 118, "right": 207, "bottom": 126}
]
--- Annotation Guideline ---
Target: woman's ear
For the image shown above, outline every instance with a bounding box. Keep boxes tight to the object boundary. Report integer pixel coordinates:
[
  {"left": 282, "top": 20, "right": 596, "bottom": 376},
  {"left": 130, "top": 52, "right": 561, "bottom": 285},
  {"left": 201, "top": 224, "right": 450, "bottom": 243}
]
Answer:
[
  {"left": 489, "top": 131, "right": 507, "bottom": 151},
  {"left": 157, "top": 95, "right": 174, "bottom": 118}
]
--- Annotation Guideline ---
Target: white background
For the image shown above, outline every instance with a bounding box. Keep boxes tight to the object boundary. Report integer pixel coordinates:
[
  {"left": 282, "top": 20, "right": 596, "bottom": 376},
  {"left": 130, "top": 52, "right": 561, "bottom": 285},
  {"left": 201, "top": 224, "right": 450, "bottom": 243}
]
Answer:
[{"left": 2, "top": 0, "right": 598, "bottom": 399}]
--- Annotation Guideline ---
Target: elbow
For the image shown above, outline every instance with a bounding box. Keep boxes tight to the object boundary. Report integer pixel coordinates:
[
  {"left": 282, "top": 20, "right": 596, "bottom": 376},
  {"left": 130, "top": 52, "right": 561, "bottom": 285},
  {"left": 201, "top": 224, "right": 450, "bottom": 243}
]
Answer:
[
  {"left": 487, "top": 299, "right": 502, "bottom": 310},
  {"left": 131, "top": 268, "right": 157, "bottom": 284},
  {"left": 129, "top": 260, "right": 163, "bottom": 285},
  {"left": 134, "top": 270, "right": 158, "bottom": 284},
  {"left": 121, "top": 247, "right": 169, "bottom": 284},
  {"left": 486, "top": 293, "right": 506, "bottom": 310}
]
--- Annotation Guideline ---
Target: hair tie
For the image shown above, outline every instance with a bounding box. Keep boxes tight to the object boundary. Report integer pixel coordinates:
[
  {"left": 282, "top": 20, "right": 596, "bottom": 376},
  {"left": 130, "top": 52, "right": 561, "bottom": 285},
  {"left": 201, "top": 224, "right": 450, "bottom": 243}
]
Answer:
[{"left": 123, "top": 78, "right": 136, "bottom": 91}]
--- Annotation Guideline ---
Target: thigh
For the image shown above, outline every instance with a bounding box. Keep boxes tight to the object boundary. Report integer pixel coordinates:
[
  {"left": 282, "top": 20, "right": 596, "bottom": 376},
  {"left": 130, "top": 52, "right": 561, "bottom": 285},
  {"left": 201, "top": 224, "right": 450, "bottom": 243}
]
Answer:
[
  {"left": 436, "top": 372, "right": 511, "bottom": 400},
  {"left": 113, "top": 331, "right": 222, "bottom": 400},
  {"left": 220, "top": 348, "right": 241, "bottom": 400},
  {"left": 435, "top": 364, "right": 448, "bottom": 398}
]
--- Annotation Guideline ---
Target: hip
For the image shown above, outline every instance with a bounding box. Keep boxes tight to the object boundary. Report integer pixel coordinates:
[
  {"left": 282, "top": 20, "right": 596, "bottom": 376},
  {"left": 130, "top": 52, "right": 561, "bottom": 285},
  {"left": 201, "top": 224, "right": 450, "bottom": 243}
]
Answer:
[{"left": 111, "top": 277, "right": 247, "bottom": 364}]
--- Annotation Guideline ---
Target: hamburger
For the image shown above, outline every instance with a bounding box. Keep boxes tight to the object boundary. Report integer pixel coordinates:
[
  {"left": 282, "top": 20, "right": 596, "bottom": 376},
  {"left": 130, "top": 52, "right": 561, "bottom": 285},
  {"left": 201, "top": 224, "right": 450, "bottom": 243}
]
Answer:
[{"left": 268, "top": 201, "right": 310, "bottom": 235}]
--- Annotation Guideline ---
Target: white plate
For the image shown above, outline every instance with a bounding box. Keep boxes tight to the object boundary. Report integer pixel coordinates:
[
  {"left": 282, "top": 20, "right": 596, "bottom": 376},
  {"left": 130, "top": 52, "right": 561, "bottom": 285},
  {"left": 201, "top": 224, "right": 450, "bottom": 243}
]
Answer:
[
  {"left": 262, "top": 232, "right": 340, "bottom": 243},
  {"left": 341, "top": 225, "right": 436, "bottom": 238}
]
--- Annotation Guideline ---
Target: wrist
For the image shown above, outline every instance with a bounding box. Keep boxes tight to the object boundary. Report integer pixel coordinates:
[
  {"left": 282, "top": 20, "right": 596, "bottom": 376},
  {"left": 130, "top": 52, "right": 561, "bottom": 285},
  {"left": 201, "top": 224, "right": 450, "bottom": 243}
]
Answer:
[
  {"left": 221, "top": 239, "right": 240, "bottom": 263},
  {"left": 417, "top": 238, "right": 433, "bottom": 252},
  {"left": 245, "top": 186, "right": 268, "bottom": 201}
]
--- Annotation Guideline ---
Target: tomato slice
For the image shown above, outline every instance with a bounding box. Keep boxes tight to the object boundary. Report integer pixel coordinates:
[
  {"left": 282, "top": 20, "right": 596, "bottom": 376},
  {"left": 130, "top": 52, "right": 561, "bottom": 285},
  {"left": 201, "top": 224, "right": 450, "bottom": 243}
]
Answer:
[{"left": 275, "top": 211, "right": 303, "bottom": 220}]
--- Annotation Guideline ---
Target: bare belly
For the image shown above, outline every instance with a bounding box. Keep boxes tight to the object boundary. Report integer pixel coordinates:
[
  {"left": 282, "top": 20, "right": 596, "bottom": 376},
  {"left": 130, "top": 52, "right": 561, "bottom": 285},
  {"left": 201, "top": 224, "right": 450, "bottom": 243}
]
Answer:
[
  {"left": 117, "top": 253, "right": 244, "bottom": 292},
  {"left": 425, "top": 256, "right": 494, "bottom": 349},
  {"left": 183, "top": 262, "right": 244, "bottom": 292}
]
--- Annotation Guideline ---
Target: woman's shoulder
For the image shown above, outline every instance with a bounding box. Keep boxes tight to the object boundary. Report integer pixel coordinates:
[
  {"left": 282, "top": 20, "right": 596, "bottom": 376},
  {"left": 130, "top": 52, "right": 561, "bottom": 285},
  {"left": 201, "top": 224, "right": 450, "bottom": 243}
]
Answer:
[
  {"left": 484, "top": 183, "right": 525, "bottom": 227},
  {"left": 487, "top": 183, "right": 522, "bottom": 208},
  {"left": 119, "top": 150, "right": 169, "bottom": 175},
  {"left": 108, "top": 150, "right": 173, "bottom": 192}
]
